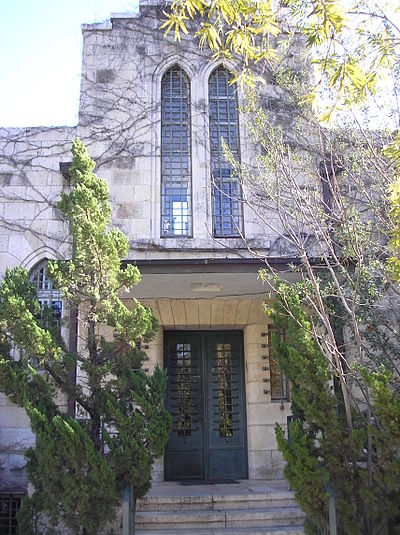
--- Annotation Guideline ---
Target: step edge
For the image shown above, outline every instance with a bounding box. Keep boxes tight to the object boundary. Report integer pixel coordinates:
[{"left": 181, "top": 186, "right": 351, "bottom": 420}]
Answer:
[{"left": 138, "top": 492, "right": 295, "bottom": 503}]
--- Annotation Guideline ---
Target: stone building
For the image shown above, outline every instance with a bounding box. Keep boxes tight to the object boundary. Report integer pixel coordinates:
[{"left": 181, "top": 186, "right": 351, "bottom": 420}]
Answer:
[{"left": 0, "top": 1, "right": 306, "bottom": 532}]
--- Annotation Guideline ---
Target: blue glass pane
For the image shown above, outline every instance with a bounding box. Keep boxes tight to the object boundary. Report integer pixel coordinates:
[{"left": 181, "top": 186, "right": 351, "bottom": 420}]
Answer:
[{"left": 209, "top": 66, "right": 242, "bottom": 237}]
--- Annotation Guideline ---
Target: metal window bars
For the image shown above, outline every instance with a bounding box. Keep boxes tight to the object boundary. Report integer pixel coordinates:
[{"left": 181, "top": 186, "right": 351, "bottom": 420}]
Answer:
[
  {"left": 268, "top": 327, "right": 290, "bottom": 404},
  {"left": 0, "top": 494, "right": 21, "bottom": 535},
  {"left": 209, "top": 66, "right": 243, "bottom": 237},
  {"left": 30, "top": 262, "right": 62, "bottom": 326},
  {"left": 161, "top": 66, "right": 192, "bottom": 237},
  {"left": 176, "top": 343, "right": 193, "bottom": 436},
  {"left": 216, "top": 343, "right": 234, "bottom": 437}
]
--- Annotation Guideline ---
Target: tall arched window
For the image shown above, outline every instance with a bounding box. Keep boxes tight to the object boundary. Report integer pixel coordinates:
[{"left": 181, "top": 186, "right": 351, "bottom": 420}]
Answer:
[
  {"left": 30, "top": 261, "right": 62, "bottom": 326},
  {"left": 161, "top": 66, "right": 192, "bottom": 237},
  {"left": 209, "top": 66, "right": 243, "bottom": 237}
]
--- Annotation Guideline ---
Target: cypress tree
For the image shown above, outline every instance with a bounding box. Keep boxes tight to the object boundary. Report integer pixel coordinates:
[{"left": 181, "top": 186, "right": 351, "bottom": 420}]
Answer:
[
  {"left": 0, "top": 139, "right": 172, "bottom": 534},
  {"left": 271, "top": 280, "right": 400, "bottom": 534}
]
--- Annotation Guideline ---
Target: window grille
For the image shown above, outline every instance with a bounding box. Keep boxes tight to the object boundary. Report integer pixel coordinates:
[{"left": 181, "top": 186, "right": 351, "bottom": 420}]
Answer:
[
  {"left": 161, "top": 66, "right": 192, "bottom": 237},
  {"left": 0, "top": 494, "right": 21, "bottom": 535},
  {"left": 176, "top": 343, "right": 192, "bottom": 436},
  {"left": 268, "top": 327, "right": 290, "bottom": 402},
  {"left": 209, "top": 66, "right": 243, "bottom": 237},
  {"left": 216, "top": 343, "right": 234, "bottom": 437},
  {"left": 30, "top": 261, "right": 62, "bottom": 326}
]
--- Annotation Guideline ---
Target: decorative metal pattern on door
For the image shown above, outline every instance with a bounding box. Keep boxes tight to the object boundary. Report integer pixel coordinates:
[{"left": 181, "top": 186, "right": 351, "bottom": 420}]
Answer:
[{"left": 165, "top": 331, "right": 247, "bottom": 481}]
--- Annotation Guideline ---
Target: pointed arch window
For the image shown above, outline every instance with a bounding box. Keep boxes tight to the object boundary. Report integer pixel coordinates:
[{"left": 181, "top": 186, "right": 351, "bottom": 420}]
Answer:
[
  {"left": 30, "top": 261, "right": 62, "bottom": 327},
  {"left": 161, "top": 66, "right": 192, "bottom": 237},
  {"left": 209, "top": 66, "right": 243, "bottom": 237}
]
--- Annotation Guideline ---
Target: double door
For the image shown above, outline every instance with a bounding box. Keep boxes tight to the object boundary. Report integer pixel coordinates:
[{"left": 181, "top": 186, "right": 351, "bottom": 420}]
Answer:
[{"left": 164, "top": 331, "right": 248, "bottom": 480}]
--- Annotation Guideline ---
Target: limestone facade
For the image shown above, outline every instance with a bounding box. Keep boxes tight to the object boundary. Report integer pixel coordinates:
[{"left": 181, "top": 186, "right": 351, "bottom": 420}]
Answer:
[{"left": 0, "top": 1, "right": 302, "bottom": 496}]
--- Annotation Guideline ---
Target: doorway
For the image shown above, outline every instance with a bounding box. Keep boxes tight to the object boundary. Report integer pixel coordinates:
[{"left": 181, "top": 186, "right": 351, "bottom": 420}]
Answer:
[{"left": 164, "top": 330, "right": 248, "bottom": 480}]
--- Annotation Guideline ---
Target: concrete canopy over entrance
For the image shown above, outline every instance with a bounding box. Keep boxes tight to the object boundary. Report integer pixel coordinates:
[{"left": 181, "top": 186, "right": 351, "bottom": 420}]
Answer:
[
  {"left": 126, "top": 258, "right": 298, "bottom": 301},
  {"left": 118, "top": 260, "right": 293, "bottom": 483}
]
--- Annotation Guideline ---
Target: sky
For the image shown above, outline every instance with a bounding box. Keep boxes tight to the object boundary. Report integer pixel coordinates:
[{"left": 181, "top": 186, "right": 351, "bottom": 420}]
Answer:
[
  {"left": 1, "top": 1, "right": 398, "bottom": 129},
  {"left": 0, "top": 0, "right": 139, "bottom": 127}
]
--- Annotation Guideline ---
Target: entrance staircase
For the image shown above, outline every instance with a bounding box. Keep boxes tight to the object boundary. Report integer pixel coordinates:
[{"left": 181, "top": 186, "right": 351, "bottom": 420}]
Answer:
[{"left": 135, "top": 480, "right": 305, "bottom": 534}]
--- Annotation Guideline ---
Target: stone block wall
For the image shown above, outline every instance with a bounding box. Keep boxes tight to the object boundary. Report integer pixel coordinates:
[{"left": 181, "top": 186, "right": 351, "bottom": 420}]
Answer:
[
  {"left": 244, "top": 324, "right": 290, "bottom": 479},
  {"left": 0, "top": 126, "right": 76, "bottom": 274},
  {"left": 76, "top": 8, "right": 307, "bottom": 260},
  {"left": 0, "top": 393, "right": 34, "bottom": 492}
]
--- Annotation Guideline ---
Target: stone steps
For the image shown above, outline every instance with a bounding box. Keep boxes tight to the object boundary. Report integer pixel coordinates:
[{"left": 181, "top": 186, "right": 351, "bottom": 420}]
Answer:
[
  {"left": 138, "top": 490, "right": 297, "bottom": 511},
  {"left": 135, "top": 507, "right": 305, "bottom": 530},
  {"left": 135, "top": 528, "right": 304, "bottom": 535},
  {"left": 135, "top": 481, "right": 305, "bottom": 534}
]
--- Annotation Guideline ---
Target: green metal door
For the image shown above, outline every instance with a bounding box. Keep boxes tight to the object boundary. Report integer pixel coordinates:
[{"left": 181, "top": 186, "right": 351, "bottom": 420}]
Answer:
[{"left": 165, "top": 331, "right": 248, "bottom": 481}]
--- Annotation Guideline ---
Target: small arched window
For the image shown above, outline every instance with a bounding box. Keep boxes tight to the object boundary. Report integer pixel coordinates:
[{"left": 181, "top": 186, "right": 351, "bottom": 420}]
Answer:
[
  {"left": 209, "top": 66, "right": 243, "bottom": 237},
  {"left": 161, "top": 65, "right": 192, "bottom": 237},
  {"left": 30, "top": 261, "right": 62, "bottom": 326}
]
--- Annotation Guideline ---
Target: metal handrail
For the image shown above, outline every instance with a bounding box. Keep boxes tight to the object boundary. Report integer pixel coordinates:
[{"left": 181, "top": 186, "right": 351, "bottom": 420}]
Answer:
[
  {"left": 326, "top": 482, "right": 337, "bottom": 535},
  {"left": 122, "top": 483, "right": 136, "bottom": 535}
]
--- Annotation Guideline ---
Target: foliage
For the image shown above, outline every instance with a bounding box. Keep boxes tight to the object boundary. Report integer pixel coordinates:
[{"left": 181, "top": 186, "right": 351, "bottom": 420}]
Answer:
[
  {"left": 360, "top": 367, "right": 400, "bottom": 529},
  {"left": 162, "top": 0, "right": 399, "bottom": 119},
  {"left": 225, "top": 51, "right": 399, "bottom": 532},
  {"left": 271, "top": 282, "right": 360, "bottom": 534},
  {"left": 270, "top": 282, "right": 400, "bottom": 534},
  {"left": 249, "top": 96, "right": 400, "bottom": 529},
  {"left": 160, "top": 0, "right": 400, "bottom": 532},
  {"left": 223, "top": 43, "right": 400, "bottom": 531},
  {"left": 0, "top": 139, "right": 172, "bottom": 534},
  {"left": 387, "top": 132, "right": 400, "bottom": 281}
]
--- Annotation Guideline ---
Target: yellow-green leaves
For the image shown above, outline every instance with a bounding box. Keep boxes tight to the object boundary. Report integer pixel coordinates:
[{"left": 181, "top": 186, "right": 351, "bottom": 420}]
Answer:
[
  {"left": 162, "top": 0, "right": 281, "bottom": 67},
  {"left": 184, "top": 0, "right": 208, "bottom": 18},
  {"left": 160, "top": 10, "right": 189, "bottom": 41},
  {"left": 329, "top": 63, "right": 344, "bottom": 87},
  {"left": 161, "top": 0, "right": 398, "bottom": 123},
  {"left": 230, "top": 67, "right": 264, "bottom": 89},
  {"left": 310, "top": 0, "right": 347, "bottom": 41},
  {"left": 216, "top": 0, "right": 236, "bottom": 24},
  {"left": 344, "top": 63, "right": 366, "bottom": 90},
  {"left": 255, "top": 0, "right": 280, "bottom": 36},
  {"left": 327, "top": 62, "right": 367, "bottom": 91},
  {"left": 197, "top": 22, "right": 222, "bottom": 49},
  {"left": 385, "top": 133, "right": 400, "bottom": 282}
]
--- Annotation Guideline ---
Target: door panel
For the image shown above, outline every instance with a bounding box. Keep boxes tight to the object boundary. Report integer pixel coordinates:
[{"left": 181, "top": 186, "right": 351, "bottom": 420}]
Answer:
[
  {"left": 165, "top": 331, "right": 248, "bottom": 481},
  {"left": 164, "top": 332, "right": 204, "bottom": 480},
  {"left": 206, "top": 332, "right": 247, "bottom": 479}
]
